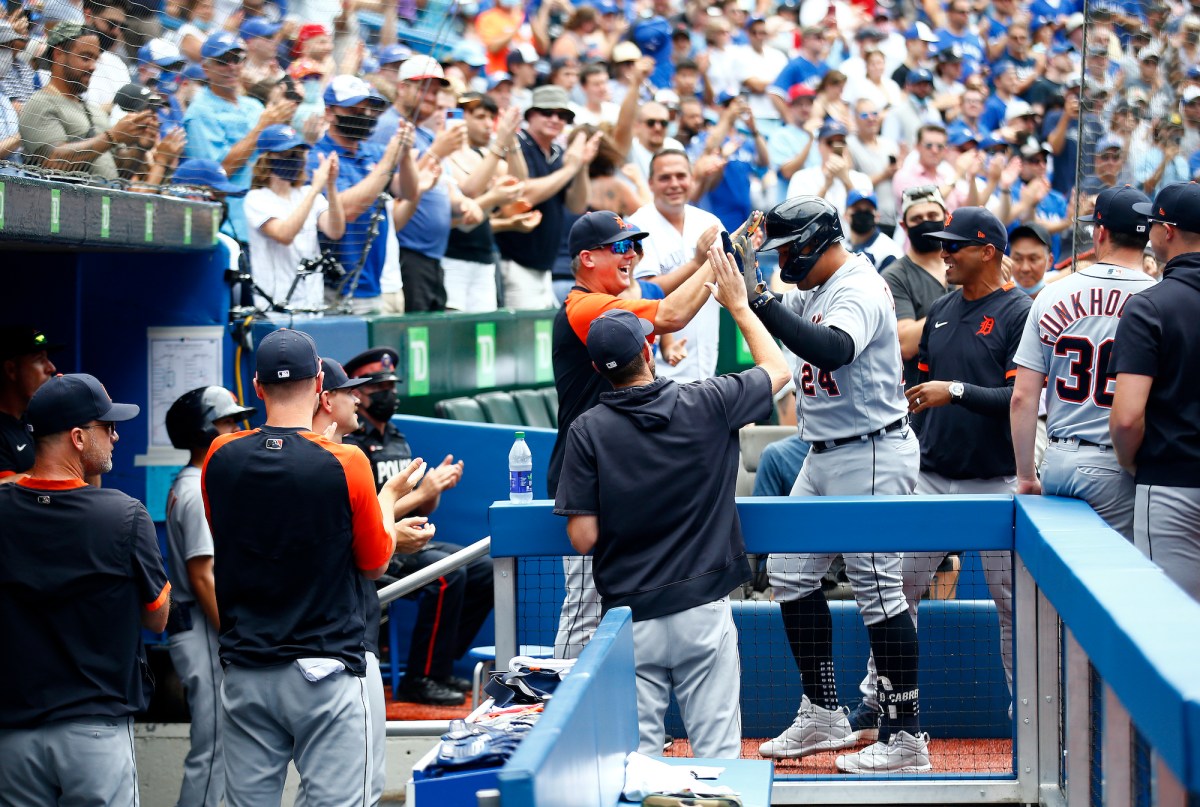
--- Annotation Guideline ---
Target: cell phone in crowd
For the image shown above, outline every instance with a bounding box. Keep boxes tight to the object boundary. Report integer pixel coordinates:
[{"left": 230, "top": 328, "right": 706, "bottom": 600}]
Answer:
[{"left": 446, "top": 108, "right": 464, "bottom": 130}]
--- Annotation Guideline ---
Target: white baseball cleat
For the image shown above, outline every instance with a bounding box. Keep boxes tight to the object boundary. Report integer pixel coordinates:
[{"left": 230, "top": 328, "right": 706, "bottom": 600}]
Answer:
[
  {"left": 758, "top": 695, "right": 856, "bottom": 758},
  {"left": 834, "top": 730, "right": 933, "bottom": 774}
]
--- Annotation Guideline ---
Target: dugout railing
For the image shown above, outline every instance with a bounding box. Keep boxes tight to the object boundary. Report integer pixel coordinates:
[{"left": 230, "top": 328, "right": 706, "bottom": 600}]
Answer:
[{"left": 487, "top": 495, "right": 1200, "bottom": 806}]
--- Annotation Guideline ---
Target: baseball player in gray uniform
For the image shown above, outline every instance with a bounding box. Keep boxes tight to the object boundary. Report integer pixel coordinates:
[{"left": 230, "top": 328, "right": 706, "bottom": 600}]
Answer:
[
  {"left": 1011, "top": 186, "right": 1156, "bottom": 541},
  {"left": 165, "top": 387, "right": 257, "bottom": 807},
  {"left": 747, "top": 197, "right": 930, "bottom": 774}
]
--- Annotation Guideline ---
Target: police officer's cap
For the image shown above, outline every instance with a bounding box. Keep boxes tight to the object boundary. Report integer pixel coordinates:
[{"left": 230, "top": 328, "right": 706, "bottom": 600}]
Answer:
[{"left": 344, "top": 347, "right": 401, "bottom": 383}]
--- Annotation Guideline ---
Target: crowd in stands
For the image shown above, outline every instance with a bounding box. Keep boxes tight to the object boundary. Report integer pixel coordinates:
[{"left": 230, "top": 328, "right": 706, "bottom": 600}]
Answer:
[{"left": 2, "top": 0, "right": 1198, "bottom": 315}]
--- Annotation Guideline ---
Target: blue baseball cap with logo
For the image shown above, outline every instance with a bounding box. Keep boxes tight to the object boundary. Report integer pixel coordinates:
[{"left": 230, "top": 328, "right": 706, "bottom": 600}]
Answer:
[
  {"left": 906, "top": 67, "right": 934, "bottom": 85},
  {"left": 847, "top": 190, "right": 877, "bottom": 208},
  {"left": 587, "top": 309, "right": 654, "bottom": 371},
  {"left": 138, "top": 38, "right": 185, "bottom": 68},
  {"left": 817, "top": 121, "right": 849, "bottom": 141},
  {"left": 927, "top": 206, "right": 1009, "bottom": 251},
  {"left": 172, "top": 159, "right": 248, "bottom": 196},
  {"left": 256, "top": 329, "right": 320, "bottom": 383},
  {"left": 26, "top": 374, "right": 140, "bottom": 436},
  {"left": 323, "top": 74, "right": 386, "bottom": 107},
  {"left": 257, "top": 124, "right": 308, "bottom": 154},
  {"left": 200, "top": 31, "right": 245, "bottom": 60},
  {"left": 1078, "top": 185, "right": 1150, "bottom": 234},
  {"left": 240, "top": 17, "right": 281, "bottom": 40},
  {"left": 568, "top": 210, "right": 649, "bottom": 257}
]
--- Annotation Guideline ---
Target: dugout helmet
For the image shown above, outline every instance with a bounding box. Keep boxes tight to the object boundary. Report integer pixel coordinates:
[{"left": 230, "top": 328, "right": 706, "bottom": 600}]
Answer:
[
  {"left": 166, "top": 386, "right": 256, "bottom": 450},
  {"left": 759, "top": 196, "right": 845, "bottom": 284}
]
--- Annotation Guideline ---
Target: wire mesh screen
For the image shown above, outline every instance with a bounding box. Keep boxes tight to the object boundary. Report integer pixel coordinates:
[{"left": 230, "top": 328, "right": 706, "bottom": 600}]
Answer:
[
  {"left": 1089, "top": 662, "right": 1104, "bottom": 807},
  {"left": 1133, "top": 727, "right": 1152, "bottom": 807},
  {"left": 515, "top": 549, "right": 1014, "bottom": 776}
]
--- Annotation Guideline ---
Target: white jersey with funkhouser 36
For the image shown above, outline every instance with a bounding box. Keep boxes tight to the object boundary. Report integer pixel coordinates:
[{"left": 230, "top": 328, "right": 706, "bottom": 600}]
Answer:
[
  {"left": 1013, "top": 263, "right": 1156, "bottom": 446},
  {"left": 781, "top": 253, "right": 909, "bottom": 442}
]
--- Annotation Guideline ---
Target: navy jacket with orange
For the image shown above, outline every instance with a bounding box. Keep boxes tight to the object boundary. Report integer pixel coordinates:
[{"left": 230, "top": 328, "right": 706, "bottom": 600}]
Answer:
[{"left": 202, "top": 426, "right": 392, "bottom": 675}]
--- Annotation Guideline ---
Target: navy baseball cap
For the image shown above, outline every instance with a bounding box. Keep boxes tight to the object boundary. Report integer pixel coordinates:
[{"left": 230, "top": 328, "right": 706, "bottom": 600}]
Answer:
[
  {"left": 240, "top": 17, "right": 281, "bottom": 40},
  {"left": 906, "top": 67, "right": 934, "bottom": 85},
  {"left": 1009, "top": 222, "right": 1052, "bottom": 248},
  {"left": 172, "top": 160, "right": 247, "bottom": 196},
  {"left": 200, "top": 31, "right": 245, "bottom": 60},
  {"left": 847, "top": 190, "right": 877, "bottom": 208},
  {"left": 587, "top": 309, "right": 654, "bottom": 371},
  {"left": 344, "top": 347, "right": 401, "bottom": 382},
  {"left": 256, "top": 329, "right": 320, "bottom": 383},
  {"left": 817, "top": 121, "right": 849, "bottom": 141},
  {"left": 1133, "top": 182, "right": 1200, "bottom": 232},
  {"left": 25, "top": 374, "right": 140, "bottom": 436},
  {"left": 1079, "top": 185, "right": 1150, "bottom": 234},
  {"left": 320, "top": 358, "right": 371, "bottom": 392},
  {"left": 928, "top": 206, "right": 1008, "bottom": 251},
  {"left": 257, "top": 124, "right": 308, "bottom": 153},
  {"left": 568, "top": 211, "right": 649, "bottom": 257},
  {"left": 0, "top": 326, "right": 63, "bottom": 361}
]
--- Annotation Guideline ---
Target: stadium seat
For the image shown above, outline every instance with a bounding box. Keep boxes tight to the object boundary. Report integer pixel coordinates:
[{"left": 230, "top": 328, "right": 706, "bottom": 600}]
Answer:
[
  {"left": 435, "top": 396, "right": 487, "bottom": 422},
  {"left": 475, "top": 391, "right": 522, "bottom": 426},
  {"left": 540, "top": 387, "right": 559, "bottom": 427},
  {"left": 512, "top": 389, "right": 554, "bottom": 429}
]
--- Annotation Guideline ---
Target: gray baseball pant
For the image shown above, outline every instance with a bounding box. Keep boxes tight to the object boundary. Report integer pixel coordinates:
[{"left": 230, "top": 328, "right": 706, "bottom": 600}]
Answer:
[
  {"left": 168, "top": 606, "right": 224, "bottom": 807},
  {"left": 1041, "top": 439, "right": 1135, "bottom": 541},
  {"left": 633, "top": 597, "right": 743, "bottom": 759},
  {"left": 554, "top": 556, "right": 602, "bottom": 659},
  {"left": 221, "top": 663, "right": 371, "bottom": 807},
  {"left": 859, "top": 471, "right": 1016, "bottom": 706},
  {"left": 0, "top": 716, "right": 138, "bottom": 807},
  {"left": 1135, "top": 484, "right": 1200, "bottom": 603},
  {"left": 766, "top": 428, "right": 918, "bottom": 625}
]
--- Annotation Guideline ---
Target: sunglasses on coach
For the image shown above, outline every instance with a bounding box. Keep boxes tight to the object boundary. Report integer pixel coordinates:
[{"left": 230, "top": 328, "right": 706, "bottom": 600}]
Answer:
[
  {"left": 591, "top": 239, "right": 637, "bottom": 254},
  {"left": 940, "top": 240, "right": 987, "bottom": 254}
]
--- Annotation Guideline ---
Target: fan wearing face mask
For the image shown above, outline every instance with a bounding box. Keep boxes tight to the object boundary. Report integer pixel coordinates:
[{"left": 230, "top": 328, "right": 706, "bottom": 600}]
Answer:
[
  {"left": 881, "top": 185, "right": 954, "bottom": 392},
  {"left": 243, "top": 124, "right": 345, "bottom": 313},
  {"left": 845, "top": 190, "right": 902, "bottom": 274}
]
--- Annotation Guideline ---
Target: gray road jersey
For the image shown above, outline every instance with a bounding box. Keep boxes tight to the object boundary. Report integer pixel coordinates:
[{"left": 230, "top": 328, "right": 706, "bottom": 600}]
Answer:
[
  {"left": 1013, "top": 262, "right": 1156, "bottom": 445},
  {"left": 784, "top": 254, "right": 909, "bottom": 442},
  {"left": 165, "top": 466, "right": 214, "bottom": 605}
]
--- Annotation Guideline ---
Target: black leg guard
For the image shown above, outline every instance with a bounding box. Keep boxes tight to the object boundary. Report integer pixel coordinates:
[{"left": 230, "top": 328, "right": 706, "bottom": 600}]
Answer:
[
  {"left": 780, "top": 591, "right": 840, "bottom": 711},
  {"left": 867, "top": 612, "right": 921, "bottom": 740}
]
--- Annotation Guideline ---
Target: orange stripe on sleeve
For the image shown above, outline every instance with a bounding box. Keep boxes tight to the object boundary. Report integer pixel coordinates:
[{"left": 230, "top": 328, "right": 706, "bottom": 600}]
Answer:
[
  {"left": 0, "top": 470, "right": 14, "bottom": 480},
  {"left": 564, "top": 290, "right": 661, "bottom": 344},
  {"left": 145, "top": 582, "right": 171, "bottom": 612},
  {"left": 1006, "top": 368, "right": 1018, "bottom": 379},
  {"left": 917, "top": 362, "right": 929, "bottom": 372},
  {"left": 320, "top": 438, "right": 394, "bottom": 571}
]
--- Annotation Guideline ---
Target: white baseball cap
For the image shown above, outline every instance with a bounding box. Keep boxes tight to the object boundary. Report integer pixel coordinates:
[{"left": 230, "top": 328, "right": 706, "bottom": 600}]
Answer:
[{"left": 399, "top": 54, "right": 450, "bottom": 86}]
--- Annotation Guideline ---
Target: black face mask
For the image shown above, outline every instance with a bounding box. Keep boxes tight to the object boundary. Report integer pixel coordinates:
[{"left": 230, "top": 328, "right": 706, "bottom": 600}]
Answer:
[
  {"left": 849, "top": 210, "right": 877, "bottom": 235},
  {"left": 365, "top": 388, "right": 398, "bottom": 422},
  {"left": 908, "top": 219, "right": 946, "bottom": 254},
  {"left": 334, "top": 111, "right": 378, "bottom": 141},
  {"left": 270, "top": 157, "right": 304, "bottom": 182}
]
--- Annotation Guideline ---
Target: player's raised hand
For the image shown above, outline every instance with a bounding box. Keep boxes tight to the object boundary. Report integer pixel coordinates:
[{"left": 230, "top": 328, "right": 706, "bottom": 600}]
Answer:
[
  {"left": 381, "top": 457, "right": 428, "bottom": 500},
  {"left": 394, "top": 516, "right": 435, "bottom": 554},
  {"left": 705, "top": 242, "right": 751, "bottom": 312}
]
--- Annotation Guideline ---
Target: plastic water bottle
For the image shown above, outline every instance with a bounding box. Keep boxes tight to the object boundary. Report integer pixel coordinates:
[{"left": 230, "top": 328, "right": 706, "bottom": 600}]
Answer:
[{"left": 508, "top": 431, "right": 533, "bottom": 502}]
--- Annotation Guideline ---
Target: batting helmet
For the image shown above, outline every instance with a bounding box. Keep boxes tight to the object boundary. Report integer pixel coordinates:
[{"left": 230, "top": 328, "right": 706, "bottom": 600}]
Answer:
[
  {"left": 759, "top": 196, "right": 844, "bottom": 284},
  {"left": 166, "top": 386, "right": 256, "bottom": 449}
]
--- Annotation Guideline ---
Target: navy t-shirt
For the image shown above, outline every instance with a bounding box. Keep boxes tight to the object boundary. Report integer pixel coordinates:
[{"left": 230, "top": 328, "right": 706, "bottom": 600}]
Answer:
[
  {"left": 495, "top": 130, "right": 571, "bottom": 272},
  {"left": 0, "top": 479, "right": 169, "bottom": 728},
  {"left": 0, "top": 411, "right": 33, "bottom": 477}
]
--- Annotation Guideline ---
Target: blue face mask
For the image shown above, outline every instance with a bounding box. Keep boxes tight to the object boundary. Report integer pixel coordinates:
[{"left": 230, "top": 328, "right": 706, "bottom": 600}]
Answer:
[{"left": 1019, "top": 278, "right": 1045, "bottom": 296}]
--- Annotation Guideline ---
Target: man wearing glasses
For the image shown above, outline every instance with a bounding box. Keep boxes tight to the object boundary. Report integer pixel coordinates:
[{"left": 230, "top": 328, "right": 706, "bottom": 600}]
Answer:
[
  {"left": 1111, "top": 182, "right": 1200, "bottom": 603},
  {"left": 892, "top": 124, "right": 956, "bottom": 212},
  {"left": 549, "top": 210, "right": 719, "bottom": 656},
  {"left": 0, "top": 374, "right": 169, "bottom": 803},
  {"left": 496, "top": 85, "right": 600, "bottom": 309},
  {"left": 182, "top": 31, "right": 297, "bottom": 242}
]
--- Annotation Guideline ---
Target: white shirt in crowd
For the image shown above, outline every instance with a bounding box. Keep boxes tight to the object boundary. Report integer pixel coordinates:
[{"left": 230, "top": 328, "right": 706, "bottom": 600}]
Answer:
[
  {"left": 630, "top": 202, "right": 724, "bottom": 383},
  {"left": 244, "top": 185, "right": 330, "bottom": 312},
  {"left": 786, "top": 166, "right": 873, "bottom": 233}
]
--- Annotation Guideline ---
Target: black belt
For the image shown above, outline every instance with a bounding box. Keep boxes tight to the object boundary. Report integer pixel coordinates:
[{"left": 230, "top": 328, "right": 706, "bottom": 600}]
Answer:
[
  {"left": 810, "top": 417, "right": 909, "bottom": 454},
  {"left": 1050, "top": 436, "right": 1107, "bottom": 449}
]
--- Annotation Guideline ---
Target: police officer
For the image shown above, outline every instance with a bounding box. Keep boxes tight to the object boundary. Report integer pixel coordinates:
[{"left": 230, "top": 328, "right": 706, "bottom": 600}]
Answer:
[
  {"left": 343, "top": 346, "right": 492, "bottom": 706},
  {"left": 0, "top": 326, "right": 61, "bottom": 482},
  {"left": 165, "top": 386, "right": 257, "bottom": 807},
  {"left": 0, "top": 374, "right": 169, "bottom": 803},
  {"left": 203, "top": 329, "right": 406, "bottom": 804},
  {"left": 1111, "top": 182, "right": 1200, "bottom": 602}
]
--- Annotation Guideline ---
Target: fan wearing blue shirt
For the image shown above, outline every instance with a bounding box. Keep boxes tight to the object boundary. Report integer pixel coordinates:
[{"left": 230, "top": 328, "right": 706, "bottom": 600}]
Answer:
[
  {"left": 934, "top": 0, "right": 985, "bottom": 77},
  {"left": 688, "top": 93, "right": 769, "bottom": 232},
  {"left": 770, "top": 25, "right": 832, "bottom": 115}
]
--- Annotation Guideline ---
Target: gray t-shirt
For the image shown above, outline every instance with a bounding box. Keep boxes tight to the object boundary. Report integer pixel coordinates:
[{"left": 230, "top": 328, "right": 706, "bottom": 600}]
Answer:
[
  {"left": 18, "top": 87, "right": 118, "bottom": 179},
  {"left": 882, "top": 255, "right": 950, "bottom": 388},
  {"left": 165, "top": 466, "right": 213, "bottom": 605}
]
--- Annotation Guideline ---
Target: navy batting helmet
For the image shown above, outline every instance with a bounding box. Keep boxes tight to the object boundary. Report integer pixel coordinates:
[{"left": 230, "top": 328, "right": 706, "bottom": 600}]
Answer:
[
  {"left": 759, "top": 196, "right": 844, "bottom": 284},
  {"left": 166, "top": 386, "right": 256, "bottom": 449}
]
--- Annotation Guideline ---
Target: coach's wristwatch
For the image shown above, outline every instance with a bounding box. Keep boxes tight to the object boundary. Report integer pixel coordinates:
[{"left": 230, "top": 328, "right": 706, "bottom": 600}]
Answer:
[{"left": 948, "top": 381, "right": 965, "bottom": 403}]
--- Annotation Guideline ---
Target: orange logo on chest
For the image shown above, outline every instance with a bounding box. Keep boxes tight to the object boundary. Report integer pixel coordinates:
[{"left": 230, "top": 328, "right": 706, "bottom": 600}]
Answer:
[{"left": 977, "top": 315, "right": 995, "bottom": 336}]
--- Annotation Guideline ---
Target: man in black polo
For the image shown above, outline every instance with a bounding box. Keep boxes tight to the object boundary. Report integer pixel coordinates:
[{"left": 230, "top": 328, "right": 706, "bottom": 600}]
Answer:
[
  {"left": 0, "top": 326, "right": 62, "bottom": 482},
  {"left": 203, "top": 328, "right": 402, "bottom": 804},
  {"left": 342, "top": 346, "right": 492, "bottom": 706},
  {"left": 495, "top": 85, "right": 600, "bottom": 309},
  {"left": 1112, "top": 182, "right": 1200, "bottom": 603},
  {"left": 899, "top": 207, "right": 1030, "bottom": 700},
  {"left": 555, "top": 244, "right": 790, "bottom": 758},
  {"left": 0, "top": 373, "right": 169, "bottom": 802}
]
